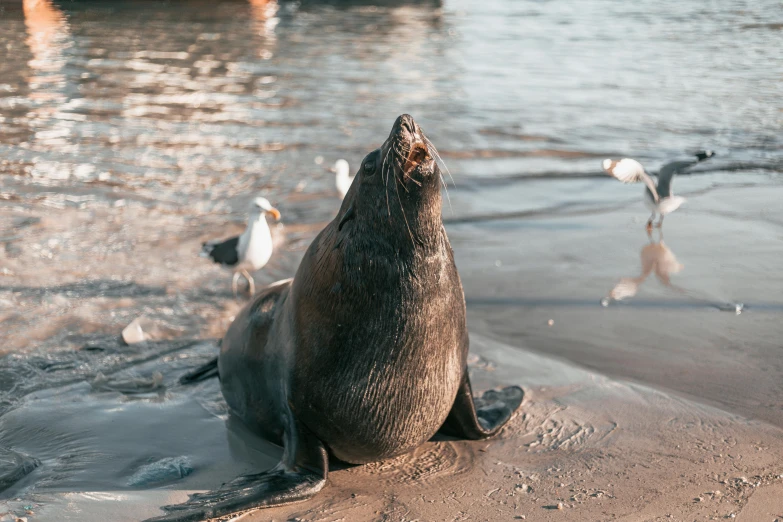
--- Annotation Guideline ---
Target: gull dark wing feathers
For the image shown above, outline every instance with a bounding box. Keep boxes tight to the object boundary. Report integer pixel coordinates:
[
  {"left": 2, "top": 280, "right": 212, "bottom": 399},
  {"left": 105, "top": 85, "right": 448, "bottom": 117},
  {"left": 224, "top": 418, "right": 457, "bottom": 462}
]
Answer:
[
  {"left": 656, "top": 160, "right": 695, "bottom": 199},
  {"left": 602, "top": 158, "right": 659, "bottom": 202},
  {"left": 657, "top": 151, "right": 715, "bottom": 199},
  {"left": 201, "top": 236, "right": 240, "bottom": 266}
]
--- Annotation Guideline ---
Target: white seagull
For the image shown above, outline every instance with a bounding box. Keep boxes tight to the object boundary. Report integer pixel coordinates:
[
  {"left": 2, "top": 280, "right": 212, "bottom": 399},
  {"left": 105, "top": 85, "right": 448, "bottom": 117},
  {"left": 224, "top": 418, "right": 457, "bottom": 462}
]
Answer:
[
  {"left": 200, "top": 196, "right": 281, "bottom": 297},
  {"left": 331, "top": 159, "right": 353, "bottom": 199},
  {"left": 602, "top": 150, "right": 715, "bottom": 230}
]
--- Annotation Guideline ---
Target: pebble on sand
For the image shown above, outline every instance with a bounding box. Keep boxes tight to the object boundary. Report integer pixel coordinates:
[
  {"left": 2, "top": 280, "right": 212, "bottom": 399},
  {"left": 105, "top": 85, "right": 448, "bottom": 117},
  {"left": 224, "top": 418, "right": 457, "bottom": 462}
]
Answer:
[{"left": 122, "top": 317, "right": 146, "bottom": 344}]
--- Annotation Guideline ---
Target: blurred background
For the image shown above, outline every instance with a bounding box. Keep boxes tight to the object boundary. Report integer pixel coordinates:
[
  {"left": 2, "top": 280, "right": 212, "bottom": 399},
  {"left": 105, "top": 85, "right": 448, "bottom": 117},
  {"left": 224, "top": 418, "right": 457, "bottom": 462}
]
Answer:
[{"left": 1, "top": 0, "right": 780, "bottom": 210}]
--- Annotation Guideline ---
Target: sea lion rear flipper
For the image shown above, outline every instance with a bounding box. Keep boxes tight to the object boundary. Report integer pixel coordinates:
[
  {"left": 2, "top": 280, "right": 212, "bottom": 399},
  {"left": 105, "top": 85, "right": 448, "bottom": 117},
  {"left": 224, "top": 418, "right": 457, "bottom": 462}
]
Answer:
[
  {"left": 143, "top": 419, "right": 328, "bottom": 522},
  {"left": 439, "top": 371, "right": 524, "bottom": 440}
]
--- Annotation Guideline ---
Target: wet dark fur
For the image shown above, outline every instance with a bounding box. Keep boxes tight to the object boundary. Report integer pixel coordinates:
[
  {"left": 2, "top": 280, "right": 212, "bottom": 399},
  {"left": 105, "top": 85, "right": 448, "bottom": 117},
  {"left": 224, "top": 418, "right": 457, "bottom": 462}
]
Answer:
[{"left": 220, "top": 114, "right": 464, "bottom": 463}]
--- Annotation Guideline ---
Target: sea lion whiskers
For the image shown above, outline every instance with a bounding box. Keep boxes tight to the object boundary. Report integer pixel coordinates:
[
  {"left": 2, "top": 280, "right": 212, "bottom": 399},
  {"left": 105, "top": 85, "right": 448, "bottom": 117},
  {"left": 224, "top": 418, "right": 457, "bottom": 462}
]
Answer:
[
  {"left": 393, "top": 146, "right": 414, "bottom": 192},
  {"left": 422, "top": 134, "right": 452, "bottom": 186},
  {"left": 392, "top": 160, "right": 416, "bottom": 246},
  {"left": 421, "top": 134, "right": 451, "bottom": 187},
  {"left": 382, "top": 138, "right": 417, "bottom": 244},
  {"left": 402, "top": 151, "right": 423, "bottom": 184},
  {"left": 391, "top": 141, "right": 428, "bottom": 189},
  {"left": 422, "top": 134, "right": 454, "bottom": 216},
  {"left": 387, "top": 142, "right": 411, "bottom": 193}
]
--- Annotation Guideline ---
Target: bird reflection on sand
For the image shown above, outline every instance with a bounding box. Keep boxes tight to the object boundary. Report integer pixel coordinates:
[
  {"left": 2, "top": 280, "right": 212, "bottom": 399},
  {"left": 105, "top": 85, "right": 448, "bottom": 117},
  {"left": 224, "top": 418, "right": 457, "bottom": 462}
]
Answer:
[
  {"left": 602, "top": 230, "right": 685, "bottom": 305},
  {"left": 602, "top": 230, "right": 744, "bottom": 314}
]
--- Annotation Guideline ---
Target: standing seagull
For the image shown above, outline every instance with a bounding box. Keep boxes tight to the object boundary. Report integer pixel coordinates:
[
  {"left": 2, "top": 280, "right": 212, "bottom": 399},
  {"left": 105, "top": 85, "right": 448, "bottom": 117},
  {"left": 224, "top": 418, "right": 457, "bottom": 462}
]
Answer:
[
  {"left": 602, "top": 150, "right": 715, "bottom": 230},
  {"left": 331, "top": 159, "right": 353, "bottom": 199},
  {"left": 200, "top": 197, "right": 281, "bottom": 297}
]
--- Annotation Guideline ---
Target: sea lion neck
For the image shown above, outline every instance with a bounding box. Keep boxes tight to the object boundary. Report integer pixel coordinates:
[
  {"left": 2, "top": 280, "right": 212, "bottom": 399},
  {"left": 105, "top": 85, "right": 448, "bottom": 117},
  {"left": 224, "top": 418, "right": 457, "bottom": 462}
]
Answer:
[{"left": 342, "top": 191, "right": 444, "bottom": 259}]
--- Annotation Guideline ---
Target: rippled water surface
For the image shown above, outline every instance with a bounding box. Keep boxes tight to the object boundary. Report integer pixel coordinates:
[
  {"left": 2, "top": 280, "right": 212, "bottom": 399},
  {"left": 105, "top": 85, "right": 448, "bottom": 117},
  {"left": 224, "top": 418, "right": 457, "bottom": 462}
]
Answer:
[
  {"left": 1, "top": 0, "right": 782, "bottom": 520},
  {"left": 1, "top": 0, "right": 780, "bottom": 212}
]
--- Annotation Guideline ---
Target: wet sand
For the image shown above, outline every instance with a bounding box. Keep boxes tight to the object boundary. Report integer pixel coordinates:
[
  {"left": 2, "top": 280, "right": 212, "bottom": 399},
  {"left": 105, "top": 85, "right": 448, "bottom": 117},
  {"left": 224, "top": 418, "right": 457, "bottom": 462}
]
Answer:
[
  {"left": 3, "top": 333, "right": 783, "bottom": 522},
  {"left": 2, "top": 178, "right": 783, "bottom": 521},
  {"left": 456, "top": 182, "right": 783, "bottom": 430}
]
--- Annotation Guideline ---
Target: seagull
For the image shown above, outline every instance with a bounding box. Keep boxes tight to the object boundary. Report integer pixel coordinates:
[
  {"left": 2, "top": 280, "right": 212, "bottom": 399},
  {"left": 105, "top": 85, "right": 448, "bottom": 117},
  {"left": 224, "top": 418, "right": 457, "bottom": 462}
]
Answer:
[
  {"left": 331, "top": 159, "right": 353, "bottom": 199},
  {"left": 602, "top": 150, "right": 715, "bottom": 230},
  {"left": 200, "top": 197, "right": 281, "bottom": 297}
]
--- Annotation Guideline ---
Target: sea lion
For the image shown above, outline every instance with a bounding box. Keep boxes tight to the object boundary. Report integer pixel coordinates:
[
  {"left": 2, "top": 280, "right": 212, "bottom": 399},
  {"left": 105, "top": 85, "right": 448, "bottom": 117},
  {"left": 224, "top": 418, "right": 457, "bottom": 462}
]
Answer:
[{"left": 147, "top": 114, "right": 524, "bottom": 522}]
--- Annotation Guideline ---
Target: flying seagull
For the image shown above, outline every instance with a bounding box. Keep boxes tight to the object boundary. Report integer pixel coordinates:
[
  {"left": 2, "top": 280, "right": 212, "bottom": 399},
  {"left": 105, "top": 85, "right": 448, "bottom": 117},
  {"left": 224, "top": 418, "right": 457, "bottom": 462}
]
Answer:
[
  {"left": 602, "top": 150, "right": 715, "bottom": 230},
  {"left": 331, "top": 159, "right": 353, "bottom": 199},
  {"left": 200, "top": 197, "right": 281, "bottom": 297}
]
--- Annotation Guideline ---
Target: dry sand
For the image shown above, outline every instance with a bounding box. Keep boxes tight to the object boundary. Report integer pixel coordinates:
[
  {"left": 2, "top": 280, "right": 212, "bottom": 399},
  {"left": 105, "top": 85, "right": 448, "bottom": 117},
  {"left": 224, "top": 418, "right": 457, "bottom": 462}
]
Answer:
[{"left": 1, "top": 179, "right": 782, "bottom": 522}]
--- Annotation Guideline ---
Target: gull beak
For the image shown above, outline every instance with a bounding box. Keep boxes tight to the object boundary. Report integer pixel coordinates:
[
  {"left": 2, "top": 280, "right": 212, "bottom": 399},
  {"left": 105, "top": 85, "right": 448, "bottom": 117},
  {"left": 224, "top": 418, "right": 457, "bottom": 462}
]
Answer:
[{"left": 267, "top": 207, "right": 281, "bottom": 221}]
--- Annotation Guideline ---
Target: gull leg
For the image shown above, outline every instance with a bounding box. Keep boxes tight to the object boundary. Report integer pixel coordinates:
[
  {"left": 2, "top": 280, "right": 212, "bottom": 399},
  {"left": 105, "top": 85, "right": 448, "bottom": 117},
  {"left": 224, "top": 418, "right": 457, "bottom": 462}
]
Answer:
[
  {"left": 241, "top": 269, "right": 255, "bottom": 296},
  {"left": 646, "top": 213, "right": 655, "bottom": 234},
  {"left": 655, "top": 215, "right": 665, "bottom": 229},
  {"left": 232, "top": 272, "right": 241, "bottom": 299}
]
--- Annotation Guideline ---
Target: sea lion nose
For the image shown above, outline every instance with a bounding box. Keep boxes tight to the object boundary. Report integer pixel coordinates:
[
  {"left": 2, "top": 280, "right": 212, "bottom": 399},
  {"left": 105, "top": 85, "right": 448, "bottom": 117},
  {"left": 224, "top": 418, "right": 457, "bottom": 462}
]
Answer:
[{"left": 395, "top": 114, "right": 416, "bottom": 136}]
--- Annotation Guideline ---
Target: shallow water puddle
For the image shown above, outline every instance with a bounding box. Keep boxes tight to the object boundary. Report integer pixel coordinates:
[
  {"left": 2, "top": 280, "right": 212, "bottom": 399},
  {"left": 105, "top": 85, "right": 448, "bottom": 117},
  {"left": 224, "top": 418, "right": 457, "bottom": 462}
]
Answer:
[{"left": 0, "top": 341, "right": 279, "bottom": 521}]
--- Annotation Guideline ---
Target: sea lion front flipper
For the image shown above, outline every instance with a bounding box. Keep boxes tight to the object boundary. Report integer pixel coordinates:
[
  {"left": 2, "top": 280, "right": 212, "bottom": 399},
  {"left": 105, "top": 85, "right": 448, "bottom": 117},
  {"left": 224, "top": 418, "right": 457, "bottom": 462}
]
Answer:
[
  {"left": 143, "top": 419, "right": 328, "bottom": 522},
  {"left": 439, "top": 371, "right": 524, "bottom": 440},
  {"left": 178, "top": 357, "right": 218, "bottom": 384}
]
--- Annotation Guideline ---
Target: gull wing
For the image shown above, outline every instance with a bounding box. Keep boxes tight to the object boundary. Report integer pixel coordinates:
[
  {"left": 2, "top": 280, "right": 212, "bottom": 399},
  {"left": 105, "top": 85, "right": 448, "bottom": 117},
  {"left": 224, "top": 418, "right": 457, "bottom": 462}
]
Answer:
[
  {"left": 602, "top": 158, "right": 659, "bottom": 202},
  {"left": 200, "top": 236, "right": 240, "bottom": 265}
]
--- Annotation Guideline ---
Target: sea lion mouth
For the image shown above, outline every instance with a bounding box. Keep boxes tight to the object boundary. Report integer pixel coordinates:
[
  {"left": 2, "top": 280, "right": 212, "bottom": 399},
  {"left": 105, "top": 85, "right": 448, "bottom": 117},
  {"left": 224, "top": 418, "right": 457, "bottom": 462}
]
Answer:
[
  {"left": 403, "top": 141, "right": 431, "bottom": 176},
  {"left": 385, "top": 114, "right": 435, "bottom": 186}
]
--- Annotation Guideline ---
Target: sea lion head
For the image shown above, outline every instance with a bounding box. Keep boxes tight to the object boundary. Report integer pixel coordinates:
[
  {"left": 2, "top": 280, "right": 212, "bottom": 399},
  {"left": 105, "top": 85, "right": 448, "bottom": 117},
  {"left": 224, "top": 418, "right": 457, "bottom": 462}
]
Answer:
[{"left": 338, "top": 114, "right": 444, "bottom": 248}]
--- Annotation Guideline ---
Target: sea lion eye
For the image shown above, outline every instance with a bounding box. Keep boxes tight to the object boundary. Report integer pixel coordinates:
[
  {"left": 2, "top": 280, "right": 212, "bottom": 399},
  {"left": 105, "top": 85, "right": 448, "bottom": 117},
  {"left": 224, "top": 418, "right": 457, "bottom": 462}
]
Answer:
[{"left": 363, "top": 159, "right": 376, "bottom": 175}]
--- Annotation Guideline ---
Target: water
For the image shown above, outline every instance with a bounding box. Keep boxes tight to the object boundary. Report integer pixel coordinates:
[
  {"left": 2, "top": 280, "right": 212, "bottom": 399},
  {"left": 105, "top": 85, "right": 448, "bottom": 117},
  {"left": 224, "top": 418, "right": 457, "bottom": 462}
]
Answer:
[
  {"left": 1, "top": 0, "right": 780, "bottom": 215},
  {"left": 0, "top": 0, "right": 782, "bottom": 520}
]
